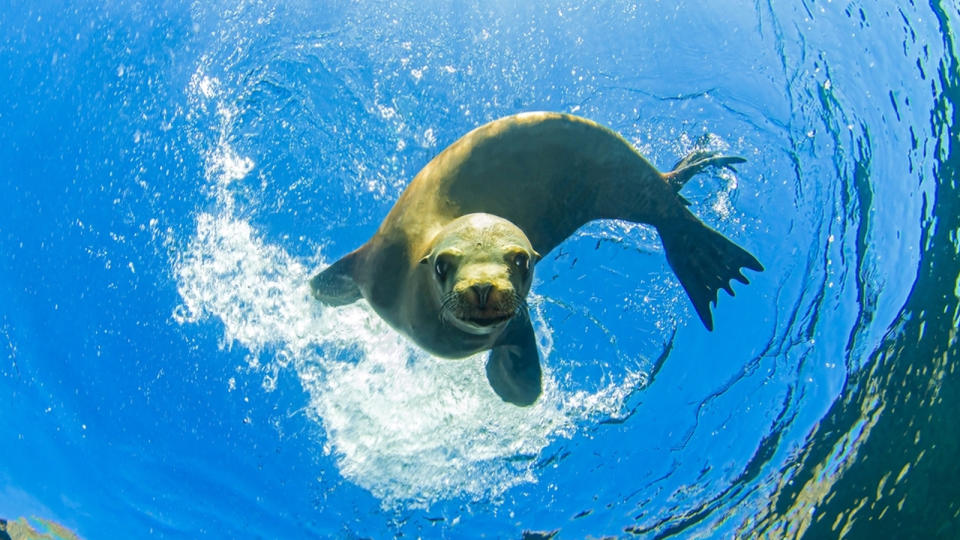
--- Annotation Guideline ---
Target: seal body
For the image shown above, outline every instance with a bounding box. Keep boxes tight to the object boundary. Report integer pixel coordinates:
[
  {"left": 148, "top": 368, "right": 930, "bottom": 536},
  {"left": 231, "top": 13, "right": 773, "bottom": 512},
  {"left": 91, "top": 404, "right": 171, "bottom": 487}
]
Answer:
[{"left": 311, "top": 112, "right": 762, "bottom": 405}]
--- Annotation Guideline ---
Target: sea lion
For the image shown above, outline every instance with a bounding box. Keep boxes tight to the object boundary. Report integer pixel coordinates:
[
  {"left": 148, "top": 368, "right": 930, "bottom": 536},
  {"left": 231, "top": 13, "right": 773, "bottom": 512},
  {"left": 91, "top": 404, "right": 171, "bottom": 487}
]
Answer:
[{"left": 311, "top": 112, "right": 762, "bottom": 406}]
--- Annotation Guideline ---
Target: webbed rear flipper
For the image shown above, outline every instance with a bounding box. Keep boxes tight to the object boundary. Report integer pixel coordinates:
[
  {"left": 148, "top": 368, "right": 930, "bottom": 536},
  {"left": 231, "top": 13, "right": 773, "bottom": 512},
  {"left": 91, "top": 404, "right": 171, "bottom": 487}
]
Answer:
[
  {"left": 657, "top": 211, "right": 763, "bottom": 331},
  {"left": 310, "top": 252, "right": 362, "bottom": 306},
  {"left": 485, "top": 315, "right": 541, "bottom": 406},
  {"left": 665, "top": 150, "right": 746, "bottom": 197}
]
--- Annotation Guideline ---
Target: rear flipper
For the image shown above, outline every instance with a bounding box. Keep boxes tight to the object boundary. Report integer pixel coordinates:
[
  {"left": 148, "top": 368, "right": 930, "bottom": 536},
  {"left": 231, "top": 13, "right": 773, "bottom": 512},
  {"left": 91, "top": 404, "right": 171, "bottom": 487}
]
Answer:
[
  {"left": 486, "top": 315, "right": 541, "bottom": 406},
  {"left": 310, "top": 252, "right": 363, "bottom": 306},
  {"left": 665, "top": 150, "right": 746, "bottom": 195},
  {"left": 657, "top": 210, "right": 763, "bottom": 331}
]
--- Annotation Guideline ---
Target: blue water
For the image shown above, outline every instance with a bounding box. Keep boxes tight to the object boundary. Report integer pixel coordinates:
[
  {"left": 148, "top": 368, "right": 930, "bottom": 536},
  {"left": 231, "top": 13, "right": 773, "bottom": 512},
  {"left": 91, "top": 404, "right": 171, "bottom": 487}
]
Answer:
[{"left": 2, "top": 1, "right": 958, "bottom": 538}]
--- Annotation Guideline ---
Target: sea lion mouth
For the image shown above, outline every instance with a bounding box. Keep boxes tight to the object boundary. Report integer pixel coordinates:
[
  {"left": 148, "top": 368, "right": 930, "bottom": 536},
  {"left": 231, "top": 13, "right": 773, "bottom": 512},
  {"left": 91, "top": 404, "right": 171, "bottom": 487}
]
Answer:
[
  {"left": 464, "top": 312, "right": 514, "bottom": 327},
  {"left": 439, "top": 288, "right": 523, "bottom": 334}
]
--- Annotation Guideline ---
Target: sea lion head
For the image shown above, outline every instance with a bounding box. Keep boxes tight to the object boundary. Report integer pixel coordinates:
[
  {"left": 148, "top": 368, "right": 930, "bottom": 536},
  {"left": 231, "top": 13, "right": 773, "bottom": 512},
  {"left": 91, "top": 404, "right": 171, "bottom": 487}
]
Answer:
[{"left": 420, "top": 213, "right": 540, "bottom": 336}]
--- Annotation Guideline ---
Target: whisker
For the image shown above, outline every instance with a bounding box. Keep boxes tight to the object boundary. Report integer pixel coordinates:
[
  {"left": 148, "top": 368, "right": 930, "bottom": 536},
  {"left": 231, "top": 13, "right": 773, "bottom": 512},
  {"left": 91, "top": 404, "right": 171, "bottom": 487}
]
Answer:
[
  {"left": 438, "top": 291, "right": 459, "bottom": 327},
  {"left": 513, "top": 292, "right": 530, "bottom": 322}
]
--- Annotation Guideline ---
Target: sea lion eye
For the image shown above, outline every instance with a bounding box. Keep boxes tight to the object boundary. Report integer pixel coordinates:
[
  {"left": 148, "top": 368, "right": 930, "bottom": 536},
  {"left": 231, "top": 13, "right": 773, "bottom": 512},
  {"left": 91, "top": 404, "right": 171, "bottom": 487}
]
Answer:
[
  {"left": 513, "top": 253, "right": 529, "bottom": 271},
  {"left": 435, "top": 259, "right": 449, "bottom": 280}
]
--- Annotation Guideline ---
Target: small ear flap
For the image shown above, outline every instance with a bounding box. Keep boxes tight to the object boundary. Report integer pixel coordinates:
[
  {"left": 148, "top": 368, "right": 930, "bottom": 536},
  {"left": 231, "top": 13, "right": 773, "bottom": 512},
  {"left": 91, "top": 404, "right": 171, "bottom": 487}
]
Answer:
[
  {"left": 418, "top": 245, "right": 435, "bottom": 265},
  {"left": 531, "top": 249, "right": 542, "bottom": 263}
]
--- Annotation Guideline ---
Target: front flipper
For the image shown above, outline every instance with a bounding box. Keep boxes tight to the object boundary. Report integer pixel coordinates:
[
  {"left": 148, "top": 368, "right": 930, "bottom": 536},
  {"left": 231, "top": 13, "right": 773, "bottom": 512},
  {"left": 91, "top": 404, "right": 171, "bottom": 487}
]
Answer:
[
  {"left": 485, "top": 315, "right": 541, "bottom": 406},
  {"left": 310, "top": 252, "right": 362, "bottom": 306}
]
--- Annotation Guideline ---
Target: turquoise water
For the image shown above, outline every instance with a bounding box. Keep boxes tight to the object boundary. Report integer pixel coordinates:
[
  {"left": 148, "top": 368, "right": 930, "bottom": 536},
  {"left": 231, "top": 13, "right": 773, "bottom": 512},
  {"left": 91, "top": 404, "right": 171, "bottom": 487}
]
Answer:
[{"left": 1, "top": 1, "right": 958, "bottom": 538}]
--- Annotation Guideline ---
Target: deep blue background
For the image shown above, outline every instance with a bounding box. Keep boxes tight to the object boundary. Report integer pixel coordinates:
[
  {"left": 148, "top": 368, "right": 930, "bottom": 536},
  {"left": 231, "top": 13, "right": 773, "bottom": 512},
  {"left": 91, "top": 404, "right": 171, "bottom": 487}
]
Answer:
[{"left": 2, "top": 1, "right": 958, "bottom": 538}]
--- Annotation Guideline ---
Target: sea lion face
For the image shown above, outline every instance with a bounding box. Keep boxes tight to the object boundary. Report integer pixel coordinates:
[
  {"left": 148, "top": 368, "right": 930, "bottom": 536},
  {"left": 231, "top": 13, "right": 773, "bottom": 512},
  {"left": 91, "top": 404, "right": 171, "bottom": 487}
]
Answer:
[{"left": 421, "top": 213, "right": 539, "bottom": 336}]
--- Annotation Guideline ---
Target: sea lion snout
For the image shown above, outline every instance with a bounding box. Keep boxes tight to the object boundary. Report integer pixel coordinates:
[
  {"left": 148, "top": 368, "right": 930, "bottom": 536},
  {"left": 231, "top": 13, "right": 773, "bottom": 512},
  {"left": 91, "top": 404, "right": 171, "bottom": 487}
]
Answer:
[
  {"left": 457, "top": 277, "right": 516, "bottom": 310},
  {"left": 470, "top": 283, "right": 493, "bottom": 306},
  {"left": 443, "top": 275, "right": 518, "bottom": 330}
]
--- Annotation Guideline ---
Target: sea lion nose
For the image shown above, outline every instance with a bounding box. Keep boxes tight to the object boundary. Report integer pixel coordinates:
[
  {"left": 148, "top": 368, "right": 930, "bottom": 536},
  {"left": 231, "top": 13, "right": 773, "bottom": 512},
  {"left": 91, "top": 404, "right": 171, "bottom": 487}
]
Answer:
[{"left": 471, "top": 283, "right": 493, "bottom": 306}]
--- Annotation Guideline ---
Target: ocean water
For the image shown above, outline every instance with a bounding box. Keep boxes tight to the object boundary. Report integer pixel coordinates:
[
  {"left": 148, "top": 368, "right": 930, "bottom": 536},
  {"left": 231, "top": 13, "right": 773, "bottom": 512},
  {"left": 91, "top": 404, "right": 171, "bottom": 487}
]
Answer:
[{"left": 1, "top": 1, "right": 958, "bottom": 538}]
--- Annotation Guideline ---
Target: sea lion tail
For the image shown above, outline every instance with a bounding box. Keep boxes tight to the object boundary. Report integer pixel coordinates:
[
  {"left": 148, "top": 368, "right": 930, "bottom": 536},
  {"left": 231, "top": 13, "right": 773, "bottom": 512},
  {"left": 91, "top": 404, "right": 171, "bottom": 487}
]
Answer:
[{"left": 657, "top": 211, "right": 763, "bottom": 331}]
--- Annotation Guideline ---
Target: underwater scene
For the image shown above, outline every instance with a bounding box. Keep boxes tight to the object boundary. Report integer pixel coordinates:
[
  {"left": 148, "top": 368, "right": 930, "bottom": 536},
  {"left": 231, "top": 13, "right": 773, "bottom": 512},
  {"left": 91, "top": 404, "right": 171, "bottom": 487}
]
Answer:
[{"left": 1, "top": 1, "right": 958, "bottom": 538}]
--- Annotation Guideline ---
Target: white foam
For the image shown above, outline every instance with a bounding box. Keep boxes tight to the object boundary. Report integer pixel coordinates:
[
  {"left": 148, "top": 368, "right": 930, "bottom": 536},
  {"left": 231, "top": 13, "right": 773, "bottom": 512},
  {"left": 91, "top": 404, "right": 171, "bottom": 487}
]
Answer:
[{"left": 172, "top": 70, "right": 647, "bottom": 508}]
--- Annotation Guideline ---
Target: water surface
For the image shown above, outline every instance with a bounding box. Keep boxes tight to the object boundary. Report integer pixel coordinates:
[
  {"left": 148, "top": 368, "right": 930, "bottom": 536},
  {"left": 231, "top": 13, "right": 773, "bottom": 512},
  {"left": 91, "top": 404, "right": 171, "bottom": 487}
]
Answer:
[{"left": 1, "top": 1, "right": 958, "bottom": 538}]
